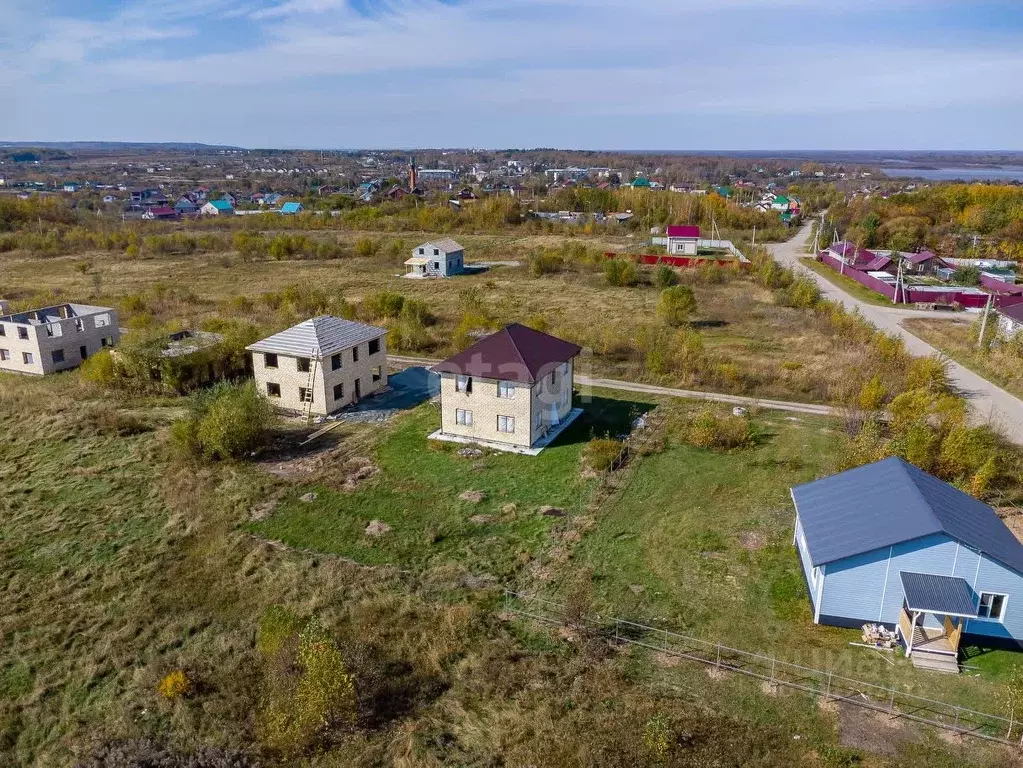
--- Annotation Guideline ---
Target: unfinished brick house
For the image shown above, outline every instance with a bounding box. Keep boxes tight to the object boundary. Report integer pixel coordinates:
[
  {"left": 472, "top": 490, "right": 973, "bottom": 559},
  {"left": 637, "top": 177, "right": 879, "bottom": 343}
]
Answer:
[
  {"left": 0, "top": 302, "right": 119, "bottom": 375},
  {"left": 430, "top": 323, "right": 582, "bottom": 454},
  {"left": 246, "top": 316, "right": 388, "bottom": 417}
]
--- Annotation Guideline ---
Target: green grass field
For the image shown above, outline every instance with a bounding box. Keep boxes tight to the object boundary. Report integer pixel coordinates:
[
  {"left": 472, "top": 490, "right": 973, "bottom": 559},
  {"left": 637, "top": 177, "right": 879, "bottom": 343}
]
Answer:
[
  {"left": 249, "top": 392, "right": 657, "bottom": 577},
  {"left": 557, "top": 408, "right": 1019, "bottom": 714}
]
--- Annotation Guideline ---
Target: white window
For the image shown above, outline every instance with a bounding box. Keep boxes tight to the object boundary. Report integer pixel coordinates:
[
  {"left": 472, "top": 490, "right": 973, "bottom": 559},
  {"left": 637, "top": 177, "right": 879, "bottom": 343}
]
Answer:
[
  {"left": 497, "top": 415, "right": 515, "bottom": 433},
  {"left": 978, "top": 592, "right": 1008, "bottom": 621},
  {"left": 455, "top": 375, "right": 472, "bottom": 393},
  {"left": 18, "top": 327, "right": 28, "bottom": 340},
  {"left": 75, "top": 318, "right": 84, "bottom": 332},
  {"left": 497, "top": 381, "right": 515, "bottom": 399},
  {"left": 456, "top": 408, "right": 473, "bottom": 426},
  {"left": 94, "top": 313, "right": 111, "bottom": 328},
  {"left": 46, "top": 324, "right": 61, "bottom": 337},
  {"left": 0, "top": 349, "right": 8, "bottom": 361},
  {"left": 22, "top": 352, "right": 34, "bottom": 365}
]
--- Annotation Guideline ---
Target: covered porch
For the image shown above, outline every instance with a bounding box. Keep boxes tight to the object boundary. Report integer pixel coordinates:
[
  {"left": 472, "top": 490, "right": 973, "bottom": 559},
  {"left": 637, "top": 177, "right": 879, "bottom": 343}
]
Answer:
[
  {"left": 895, "top": 572, "right": 977, "bottom": 674},
  {"left": 404, "top": 256, "right": 430, "bottom": 278}
]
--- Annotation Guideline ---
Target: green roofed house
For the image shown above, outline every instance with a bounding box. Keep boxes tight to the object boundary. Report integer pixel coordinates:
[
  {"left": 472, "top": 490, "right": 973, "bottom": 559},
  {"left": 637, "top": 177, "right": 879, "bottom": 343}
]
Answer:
[{"left": 630, "top": 177, "right": 652, "bottom": 188}]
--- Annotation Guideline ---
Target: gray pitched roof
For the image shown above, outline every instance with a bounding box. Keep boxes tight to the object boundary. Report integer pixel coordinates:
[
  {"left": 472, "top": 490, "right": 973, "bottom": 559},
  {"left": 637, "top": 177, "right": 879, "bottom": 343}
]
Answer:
[
  {"left": 417, "top": 238, "right": 464, "bottom": 254},
  {"left": 900, "top": 572, "right": 977, "bottom": 617},
  {"left": 792, "top": 457, "right": 1023, "bottom": 575},
  {"left": 246, "top": 316, "right": 385, "bottom": 358}
]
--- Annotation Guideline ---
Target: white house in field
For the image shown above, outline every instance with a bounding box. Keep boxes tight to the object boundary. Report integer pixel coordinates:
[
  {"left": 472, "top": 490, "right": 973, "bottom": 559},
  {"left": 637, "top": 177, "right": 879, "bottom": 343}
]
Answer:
[{"left": 405, "top": 239, "right": 465, "bottom": 278}]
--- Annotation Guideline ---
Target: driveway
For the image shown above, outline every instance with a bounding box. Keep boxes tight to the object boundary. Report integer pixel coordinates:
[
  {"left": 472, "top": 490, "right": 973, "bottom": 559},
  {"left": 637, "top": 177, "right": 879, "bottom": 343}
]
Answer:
[
  {"left": 329, "top": 366, "right": 439, "bottom": 423},
  {"left": 770, "top": 224, "right": 1023, "bottom": 442}
]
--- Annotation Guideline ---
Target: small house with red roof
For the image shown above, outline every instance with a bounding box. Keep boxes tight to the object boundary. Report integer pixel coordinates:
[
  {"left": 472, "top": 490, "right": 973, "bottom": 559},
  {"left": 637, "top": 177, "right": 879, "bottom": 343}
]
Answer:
[
  {"left": 997, "top": 301, "right": 1023, "bottom": 342},
  {"left": 666, "top": 225, "right": 701, "bottom": 256},
  {"left": 429, "top": 324, "right": 583, "bottom": 454},
  {"left": 142, "top": 206, "right": 179, "bottom": 221}
]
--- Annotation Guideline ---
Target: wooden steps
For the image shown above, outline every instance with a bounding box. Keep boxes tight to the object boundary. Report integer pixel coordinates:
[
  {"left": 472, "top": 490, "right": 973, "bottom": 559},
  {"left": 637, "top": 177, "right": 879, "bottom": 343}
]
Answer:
[{"left": 911, "top": 650, "right": 960, "bottom": 673}]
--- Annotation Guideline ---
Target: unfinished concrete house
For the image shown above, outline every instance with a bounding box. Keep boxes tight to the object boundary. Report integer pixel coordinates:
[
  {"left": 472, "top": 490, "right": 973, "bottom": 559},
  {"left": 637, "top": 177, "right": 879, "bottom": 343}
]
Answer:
[
  {"left": 246, "top": 316, "right": 388, "bottom": 417},
  {"left": 0, "top": 302, "right": 119, "bottom": 375}
]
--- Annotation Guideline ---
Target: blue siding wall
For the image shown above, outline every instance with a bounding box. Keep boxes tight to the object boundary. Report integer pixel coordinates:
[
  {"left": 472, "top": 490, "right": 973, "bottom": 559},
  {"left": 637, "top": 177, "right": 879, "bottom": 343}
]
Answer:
[
  {"left": 819, "top": 545, "right": 891, "bottom": 623},
  {"left": 812, "top": 532, "right": 1023, "bottom": 643}
]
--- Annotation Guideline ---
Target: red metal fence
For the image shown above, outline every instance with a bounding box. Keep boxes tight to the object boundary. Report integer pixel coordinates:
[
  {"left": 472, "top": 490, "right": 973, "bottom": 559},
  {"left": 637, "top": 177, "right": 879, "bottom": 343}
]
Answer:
[{"left": 605, "top": 252, "right": 750, "bottom": 269}]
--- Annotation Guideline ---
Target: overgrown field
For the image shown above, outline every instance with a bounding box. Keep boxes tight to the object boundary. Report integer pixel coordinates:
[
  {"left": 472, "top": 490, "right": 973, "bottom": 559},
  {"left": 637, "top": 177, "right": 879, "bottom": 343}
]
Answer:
[
  {"left": 2, "top": 374, "right": 1020, "bottom": 767},
  {"left": 0, "top": 227, "right": 922, "bottom": 406},
  {"left": 904, "top": 317, "right": 1023, "bottom": 402}
]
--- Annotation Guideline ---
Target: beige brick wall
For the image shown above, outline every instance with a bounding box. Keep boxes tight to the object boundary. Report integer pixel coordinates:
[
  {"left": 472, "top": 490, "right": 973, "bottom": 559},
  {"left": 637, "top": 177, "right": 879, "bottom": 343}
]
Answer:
[
  {"left": 0, "top": 310, "right": 119, "bottom": 376},
  {"left": 438, "top": 373, "right": 533, "bottom": 447},
  {"left": 251, "top": 335, "right": 388, "bottom": 416},
  {"left": 437, "top": 363, "right": 576, "bottom": 449}
]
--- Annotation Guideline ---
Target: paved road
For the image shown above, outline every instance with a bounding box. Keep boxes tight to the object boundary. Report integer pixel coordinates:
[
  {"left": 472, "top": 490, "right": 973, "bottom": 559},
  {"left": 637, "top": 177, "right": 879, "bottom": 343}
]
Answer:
[
  {"left": 771, "top": 223, "right": 1023, "bottom": 441},
  {"left": 388, "top": 355, "right": 838, "bottom": 417}
]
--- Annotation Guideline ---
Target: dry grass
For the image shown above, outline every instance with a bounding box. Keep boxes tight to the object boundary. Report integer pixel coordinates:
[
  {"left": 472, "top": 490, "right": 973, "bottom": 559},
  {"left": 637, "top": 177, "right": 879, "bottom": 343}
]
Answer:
[
  {"left": 903, "top": 317, "right": 1023, "bottom": 400},
  {"left": 4, "top": 233, "right": 895, "bottom": 405}
]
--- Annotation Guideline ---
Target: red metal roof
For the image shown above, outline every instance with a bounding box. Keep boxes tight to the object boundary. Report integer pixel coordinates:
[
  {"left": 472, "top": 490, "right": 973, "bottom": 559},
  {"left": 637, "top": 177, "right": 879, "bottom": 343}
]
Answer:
[
  {"left": 666, "top": 225, "right": 700, "bottom": 238},
  {"left": 148, "top": 206, "right": 177, "bottom": 217},
  {"left": 431, "top": 323, "right": 581, "bottom": 384}
]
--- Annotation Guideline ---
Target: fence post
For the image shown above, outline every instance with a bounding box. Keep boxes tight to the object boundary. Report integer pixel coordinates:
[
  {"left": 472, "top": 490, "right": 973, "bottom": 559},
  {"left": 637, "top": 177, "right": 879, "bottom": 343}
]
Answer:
[
  {"left": 825, "top": 672, "right": 832, "bottom": 699},
  {"left": 888, "top": 686, "right": 896, "bottom": 714},
  {"left": 716, "top": 644, "right": 721, "bottom": 669},
  {"left": 663, "top": 628, "right": 669, "bottom": 652},
  {"left": 614, "top": 620, "right": 619, "bottom": 644},
  {"left": 953, "top": 708, "right": 960, "bottom": 732},
  {"left": 770, "top": 657, "right": 776, "bottom": 685}
]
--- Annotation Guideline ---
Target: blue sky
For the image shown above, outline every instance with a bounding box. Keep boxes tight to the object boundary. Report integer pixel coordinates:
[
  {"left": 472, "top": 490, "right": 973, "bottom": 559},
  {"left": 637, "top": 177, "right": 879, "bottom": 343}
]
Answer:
[{"left": 2, "top": 0, "right": 1022, "bottom": 149}]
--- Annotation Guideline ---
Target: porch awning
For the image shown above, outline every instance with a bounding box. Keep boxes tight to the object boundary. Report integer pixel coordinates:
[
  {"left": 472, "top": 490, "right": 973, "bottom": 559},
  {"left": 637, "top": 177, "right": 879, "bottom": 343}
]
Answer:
[
  {"left": 900, "top": 572, "right": 978, "bottom": 618},
  {"left": 405, "top": 257, "right": 429, "bottom": 266}
]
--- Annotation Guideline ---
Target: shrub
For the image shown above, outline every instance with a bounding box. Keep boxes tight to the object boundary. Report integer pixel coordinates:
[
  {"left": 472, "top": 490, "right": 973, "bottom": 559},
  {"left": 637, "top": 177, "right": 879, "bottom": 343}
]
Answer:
[
  {"left": 858, "top": 375, "right": 887, "bottom": 411},
  {"left": 363, "top": 290, "right": 405, "bottom": 319},
  {"left": 171, "top": 382, "right": 277, "bottom": 461},
  {"left": 353, "top": 237, "right": 377, "bottom": 257},
  {"left": 157, "top": 670, "right": 192, "bottom": 701},
  {"left": 528, "top": 249, "right": 566, "bottom": 277},
  {"left": 654, "top": 265, "right": 679, "bottom": 288},
  {"left": 79, "top": 349, "right": 119, "bottom": 388},
  {"left": 656, "top": 285, "right": 697, "bottom": 327},
  {"left": 680, "top": 409, "right": 757, "bottom": 451},
  {"left": 583, "top": 437, "right": 624, "bottom": 472},
  {"left": 259, "top": 616, "right": 357, "bottom": 755},
  {"left": 642, "top": 325, "right": 704, "bottom": 377},
  {"left": 603, "top": 258, "right": 639, "bottom": 287}
]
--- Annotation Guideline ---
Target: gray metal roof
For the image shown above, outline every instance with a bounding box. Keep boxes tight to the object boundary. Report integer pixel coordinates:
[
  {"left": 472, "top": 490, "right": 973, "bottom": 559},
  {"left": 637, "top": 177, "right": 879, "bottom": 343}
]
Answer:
[
  {"left": 416, "top": 238, "right": 464, "bottom": 254},
  {"left": 899, "top": 572, "right": 977, "bottom": 617},
  {"left": 246, "top": 316, "right": 386, "bottom": 358},
  {"left": 792, "top": 457, "right": 1023, "bottom": 575}
]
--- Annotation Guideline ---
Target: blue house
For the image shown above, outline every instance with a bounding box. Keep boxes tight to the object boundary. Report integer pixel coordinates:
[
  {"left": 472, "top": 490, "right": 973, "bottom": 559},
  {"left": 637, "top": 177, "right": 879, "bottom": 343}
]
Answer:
[
  {"left": 792, "top": 457, "right": 1023, "bottom": 671},
  {"left": 279, "top": 201, "right": 304, "bottom": 215}
]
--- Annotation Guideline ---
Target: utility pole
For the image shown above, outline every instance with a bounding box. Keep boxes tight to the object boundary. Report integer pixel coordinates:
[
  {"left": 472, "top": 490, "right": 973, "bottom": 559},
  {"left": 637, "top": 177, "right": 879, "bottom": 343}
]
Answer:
[
  {"left": 752, "top": 225, "right": 756, "bottom": 247},
  {"left": 978, "top": 293, "right": 994, "bottom": 349}
]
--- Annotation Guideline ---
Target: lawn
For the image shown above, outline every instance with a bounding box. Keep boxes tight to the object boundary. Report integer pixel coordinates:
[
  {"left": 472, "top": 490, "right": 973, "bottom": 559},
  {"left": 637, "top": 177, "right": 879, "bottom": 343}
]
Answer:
[
  {"left": 904, "top": 317, "right": 1023, "bottom": 401},
  {"left": 248, "top": 391, "right": 659, "bottom": 577},
  {"left": 557, "top": 407, "right": 1021, "bottom": 714},
  {"left": 800, "top": 256, "right": 893, "bottom": 306}
]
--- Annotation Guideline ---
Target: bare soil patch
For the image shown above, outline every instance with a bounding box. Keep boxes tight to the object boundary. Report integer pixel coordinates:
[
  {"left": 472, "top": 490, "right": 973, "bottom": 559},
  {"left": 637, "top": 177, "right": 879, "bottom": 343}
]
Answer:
[{"left": 835, "top": 701, "right": 919, "bottom": 757}]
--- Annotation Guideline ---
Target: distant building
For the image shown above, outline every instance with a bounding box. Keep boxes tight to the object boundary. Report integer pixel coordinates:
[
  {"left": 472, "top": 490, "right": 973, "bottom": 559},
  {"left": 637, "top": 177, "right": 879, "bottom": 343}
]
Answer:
[
  {"left": 430, "top": 324, "right": 582, "bottom": 454},
  {"left": 142, "top": 206, "right": 179, "bottom": 221},
  {"left": 997, "top": 302, "right": 1023, "bottom": 341},
  {"left": 201, "top": 200, "right": 235, "bottom": 216},
  {"left": 0, "top": 303, "right": 119, "bottom": 375},
  {"left": 665, "top": 225, "right": 700, "bottom": 256},
  {"left": 174, "top": 197, "right": 197, "bottom": 214},
  {"left": 62, "top": 182, "right": 81, "bottom": 193},
  {"left": 279, "top": 201, "right": 304, "bottom": 215},
  {"left": 246, "top": 316, "right": 388, "bottom": 417},
  {"left": 405, "top": 239, "right": 465, "bottom": 278}
]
